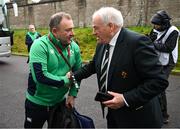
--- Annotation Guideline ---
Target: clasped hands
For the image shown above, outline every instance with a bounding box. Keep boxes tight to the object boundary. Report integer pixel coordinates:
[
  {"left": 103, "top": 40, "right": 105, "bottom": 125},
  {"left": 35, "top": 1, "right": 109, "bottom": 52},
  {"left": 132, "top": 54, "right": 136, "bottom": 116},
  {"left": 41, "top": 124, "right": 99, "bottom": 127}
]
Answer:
[
  {"left": 66, "top": 71, "right": 125, "bottom": 109},
  {"left": 66, "top": 71, "right": 73, "bottom": 80},
  {"left": 65, "top": 71, "right": 75, "bottom": 88}
]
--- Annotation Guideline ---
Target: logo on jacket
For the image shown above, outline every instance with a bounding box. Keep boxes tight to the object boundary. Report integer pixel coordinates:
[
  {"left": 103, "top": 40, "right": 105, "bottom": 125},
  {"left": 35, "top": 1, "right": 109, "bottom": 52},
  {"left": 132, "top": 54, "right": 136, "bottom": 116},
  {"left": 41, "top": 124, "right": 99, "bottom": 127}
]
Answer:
[
  {"left": 70, "top": 50, "right": 74, "bottom": 55},
  {"left": 50, "top": 49, "right": 54, "bottom": 54},
  {"left": 121, "top": 71, "right": 128, "bottom": 79}
]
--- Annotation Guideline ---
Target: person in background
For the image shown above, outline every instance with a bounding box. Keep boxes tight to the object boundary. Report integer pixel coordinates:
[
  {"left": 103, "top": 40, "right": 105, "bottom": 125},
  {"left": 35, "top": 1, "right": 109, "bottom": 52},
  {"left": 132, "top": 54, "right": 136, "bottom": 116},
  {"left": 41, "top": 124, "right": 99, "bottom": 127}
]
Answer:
[
  {"left": 149, "top": 10, "right": 179, "bottom": 124},
  {"left": 25, "top": 24, "right": 41, "bottom": 63},
  {"left": 67, "top": 7, "right": 168, "bottom": 128},
  {"left": 24, "top": 12, "right": 82, "bottom": 128}
]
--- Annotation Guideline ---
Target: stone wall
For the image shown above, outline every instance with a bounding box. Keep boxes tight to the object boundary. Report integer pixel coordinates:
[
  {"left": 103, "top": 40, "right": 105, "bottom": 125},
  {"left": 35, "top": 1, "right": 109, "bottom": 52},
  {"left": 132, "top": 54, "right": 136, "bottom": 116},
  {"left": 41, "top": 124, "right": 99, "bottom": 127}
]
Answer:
[{"left": 8, "top": 0, "right": 180, "bottom": 29}]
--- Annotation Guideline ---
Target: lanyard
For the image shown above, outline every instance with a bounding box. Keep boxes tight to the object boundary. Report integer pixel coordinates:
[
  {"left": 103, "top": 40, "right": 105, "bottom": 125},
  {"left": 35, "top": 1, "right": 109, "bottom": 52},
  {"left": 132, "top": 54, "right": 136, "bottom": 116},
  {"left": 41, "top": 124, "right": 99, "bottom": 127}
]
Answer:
[
  {"left": 48, "top": 34, "right": 79, "bottom": 89},
  {"left": 48, "top": 35, "right": 71, "bottom": 69}
]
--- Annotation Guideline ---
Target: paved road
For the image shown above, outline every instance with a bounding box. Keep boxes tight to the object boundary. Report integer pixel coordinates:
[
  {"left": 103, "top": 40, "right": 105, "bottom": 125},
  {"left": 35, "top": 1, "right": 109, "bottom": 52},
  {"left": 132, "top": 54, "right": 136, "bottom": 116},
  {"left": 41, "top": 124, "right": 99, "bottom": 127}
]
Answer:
[{"left": 0, "top": 55, "right": 180, "bottom": 128}]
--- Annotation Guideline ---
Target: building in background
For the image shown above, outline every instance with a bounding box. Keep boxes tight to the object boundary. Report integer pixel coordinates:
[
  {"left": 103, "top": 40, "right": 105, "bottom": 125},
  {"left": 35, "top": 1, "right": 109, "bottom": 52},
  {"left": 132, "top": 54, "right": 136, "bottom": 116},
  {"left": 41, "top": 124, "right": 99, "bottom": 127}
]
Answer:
[{"left": 7, "top": 0, "right": 180, "bottom": 29}]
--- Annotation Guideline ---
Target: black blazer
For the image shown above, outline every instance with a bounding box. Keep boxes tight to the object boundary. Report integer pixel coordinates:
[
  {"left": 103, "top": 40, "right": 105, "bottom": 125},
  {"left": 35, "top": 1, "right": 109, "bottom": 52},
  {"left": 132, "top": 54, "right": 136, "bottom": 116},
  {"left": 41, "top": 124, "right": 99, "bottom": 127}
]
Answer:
[{"left": 74, "top": 28, "right": 168, "bottom": 127}]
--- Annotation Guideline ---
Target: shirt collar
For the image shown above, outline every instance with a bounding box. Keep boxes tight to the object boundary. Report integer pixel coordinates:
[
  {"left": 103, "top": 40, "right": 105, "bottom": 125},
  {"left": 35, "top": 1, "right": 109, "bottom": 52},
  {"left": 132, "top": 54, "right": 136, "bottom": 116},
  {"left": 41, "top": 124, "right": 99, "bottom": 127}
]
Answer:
[{"left": 109, "top": 28, "right": 121, "bottom": 47}]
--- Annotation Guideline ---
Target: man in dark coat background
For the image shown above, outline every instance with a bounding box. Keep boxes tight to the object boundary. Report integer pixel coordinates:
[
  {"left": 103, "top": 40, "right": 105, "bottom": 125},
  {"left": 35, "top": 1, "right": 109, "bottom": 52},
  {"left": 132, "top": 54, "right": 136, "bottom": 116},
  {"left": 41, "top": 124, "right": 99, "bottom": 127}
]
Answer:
[{"left": 149, "top": 10, "right": 179, "bottom": 124}]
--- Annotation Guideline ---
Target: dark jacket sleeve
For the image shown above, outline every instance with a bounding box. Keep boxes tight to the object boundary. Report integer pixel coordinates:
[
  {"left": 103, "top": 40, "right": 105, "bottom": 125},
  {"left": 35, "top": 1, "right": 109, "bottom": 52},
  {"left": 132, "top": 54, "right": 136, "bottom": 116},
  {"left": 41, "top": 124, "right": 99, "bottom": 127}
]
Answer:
[
  {"left": 123, "top": 35, "right": 168, "bottom": 109},
  {"left": 73, "top": 44, "right": 101, "bottom": 81},
  {"left": 25, "top": 34, "right": 33, "bottom": 46},
  {"left": 33, "top": 63, "right": 65, "bottom": 87},
  {"left": 153, "top": 30, "right": 179, "bottom": 53},
  {"left": 74, "top": 59, "right": 96, "bottom": 81}
]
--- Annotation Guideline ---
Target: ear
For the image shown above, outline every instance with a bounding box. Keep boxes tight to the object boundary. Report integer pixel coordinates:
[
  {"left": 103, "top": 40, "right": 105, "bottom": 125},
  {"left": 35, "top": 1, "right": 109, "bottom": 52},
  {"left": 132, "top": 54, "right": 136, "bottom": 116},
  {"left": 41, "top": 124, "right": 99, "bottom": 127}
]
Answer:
[
  {"left": 108, "top": 23, "right": 115, "bottom": 33},
  {"left": 52, "top": 27, "right": 58, "bottom": 37}
]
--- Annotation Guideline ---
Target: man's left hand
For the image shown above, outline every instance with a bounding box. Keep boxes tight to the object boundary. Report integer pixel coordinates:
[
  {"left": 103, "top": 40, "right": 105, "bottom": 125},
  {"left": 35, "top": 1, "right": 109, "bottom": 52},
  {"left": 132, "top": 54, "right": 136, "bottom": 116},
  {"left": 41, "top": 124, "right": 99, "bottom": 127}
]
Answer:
[
  {"left": 66, "top": 96, "right": 75, "bottom": 109},
  {"left": 103, "top": 91, "right": 125, "bottom": 109}
]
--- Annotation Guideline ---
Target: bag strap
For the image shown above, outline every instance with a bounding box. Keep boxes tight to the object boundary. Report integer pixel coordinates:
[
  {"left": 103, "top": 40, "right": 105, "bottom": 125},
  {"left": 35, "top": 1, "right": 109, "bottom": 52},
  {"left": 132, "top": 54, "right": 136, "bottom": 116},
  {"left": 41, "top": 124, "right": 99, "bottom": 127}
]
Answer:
[
  {"left": 48, "top": 35, "right": 80, "bottom": 89},
  {"left": 48, "top": 35, "right": 72, "bottom": 70},
  {"left": 55, "top": 44, "right": 72, "bottom": 69}
]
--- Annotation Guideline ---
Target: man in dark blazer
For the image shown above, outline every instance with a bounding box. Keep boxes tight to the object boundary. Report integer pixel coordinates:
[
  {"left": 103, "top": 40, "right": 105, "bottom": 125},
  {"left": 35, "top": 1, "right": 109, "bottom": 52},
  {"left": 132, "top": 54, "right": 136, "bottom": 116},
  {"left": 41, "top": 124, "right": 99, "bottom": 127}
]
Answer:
[{"left": 68, "top": 7, "right": 168, "bottom": 128}]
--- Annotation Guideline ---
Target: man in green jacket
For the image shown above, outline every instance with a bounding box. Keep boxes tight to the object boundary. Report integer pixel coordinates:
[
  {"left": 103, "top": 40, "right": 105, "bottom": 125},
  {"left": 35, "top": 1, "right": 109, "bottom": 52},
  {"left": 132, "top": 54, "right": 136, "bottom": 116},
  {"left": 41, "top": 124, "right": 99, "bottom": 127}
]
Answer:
[
  {"left": 25, "top": 24, "right": 41, "bottom": 63},
  {"left": 25, "top": 24, "right": 41, "bottom": 52},
  {"left": 24, "top": 12, "right": 82, "bottom": 128}
]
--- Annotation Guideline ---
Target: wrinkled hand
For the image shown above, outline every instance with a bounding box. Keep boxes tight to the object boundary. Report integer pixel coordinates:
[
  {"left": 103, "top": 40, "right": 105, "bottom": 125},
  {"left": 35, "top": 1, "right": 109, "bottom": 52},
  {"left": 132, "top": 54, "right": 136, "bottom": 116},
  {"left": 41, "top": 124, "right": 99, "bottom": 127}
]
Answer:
[
  {"left": 102, "top": 91, "right": 125, "bottom": 109},
  {"left": 66, "top": 96, "right": 75, "bottom": 109}
]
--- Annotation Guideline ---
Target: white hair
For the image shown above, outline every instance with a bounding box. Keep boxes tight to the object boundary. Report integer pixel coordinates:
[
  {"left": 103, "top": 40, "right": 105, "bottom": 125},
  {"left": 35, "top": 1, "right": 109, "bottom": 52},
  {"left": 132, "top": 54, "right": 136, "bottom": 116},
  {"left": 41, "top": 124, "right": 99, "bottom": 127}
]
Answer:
[{"left": 92, "top": 7, "right": 124, "bottom": 27}]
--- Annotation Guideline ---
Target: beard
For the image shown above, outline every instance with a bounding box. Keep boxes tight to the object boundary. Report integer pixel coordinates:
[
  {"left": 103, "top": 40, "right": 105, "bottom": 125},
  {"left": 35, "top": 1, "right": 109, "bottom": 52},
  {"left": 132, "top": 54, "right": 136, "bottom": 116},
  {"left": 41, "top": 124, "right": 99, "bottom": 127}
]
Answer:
[{"left": 58, "top": 38, "right": 70, "bottom": 47}]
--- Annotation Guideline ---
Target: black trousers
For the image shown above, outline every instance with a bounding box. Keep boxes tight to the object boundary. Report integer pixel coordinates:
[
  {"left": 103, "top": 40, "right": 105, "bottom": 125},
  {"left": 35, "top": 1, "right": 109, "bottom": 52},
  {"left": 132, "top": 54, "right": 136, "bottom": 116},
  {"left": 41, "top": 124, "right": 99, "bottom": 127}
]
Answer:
[
  {"left": 24, "top": 99, "right": 65, "bottom": 128},
  {"left": 159, "top": 64, "right": 175, "bottom": 117}
]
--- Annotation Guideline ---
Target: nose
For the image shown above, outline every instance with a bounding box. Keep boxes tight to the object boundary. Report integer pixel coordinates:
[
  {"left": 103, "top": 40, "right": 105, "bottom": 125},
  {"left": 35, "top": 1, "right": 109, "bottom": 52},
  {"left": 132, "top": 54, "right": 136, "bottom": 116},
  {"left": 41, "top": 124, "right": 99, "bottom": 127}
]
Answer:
[
  {"left": 92, "top": 29, "right": 96, "bottom": 36},
  {"left": 69, "top": 30, "right": 74, "bottom": 37}
]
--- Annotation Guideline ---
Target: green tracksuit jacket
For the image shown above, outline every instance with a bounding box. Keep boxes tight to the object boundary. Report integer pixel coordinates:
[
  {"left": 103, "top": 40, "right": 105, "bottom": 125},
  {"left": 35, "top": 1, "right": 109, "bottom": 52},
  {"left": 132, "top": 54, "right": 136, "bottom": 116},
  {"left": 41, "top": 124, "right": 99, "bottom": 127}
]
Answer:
[{"left": 26, "top": 32, "right": 82, "bottom": 106}]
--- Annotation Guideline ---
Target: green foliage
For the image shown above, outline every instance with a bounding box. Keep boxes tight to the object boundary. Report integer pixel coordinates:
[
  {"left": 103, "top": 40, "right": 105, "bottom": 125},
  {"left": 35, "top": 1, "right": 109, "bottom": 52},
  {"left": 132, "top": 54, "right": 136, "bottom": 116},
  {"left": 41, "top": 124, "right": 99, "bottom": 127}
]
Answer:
[
  {"left": 12, "top": 28, "right": 96, "bottom": 61},
  {"left": 12, "top": 26, "right": 180, "bottom": 72},
  {"left": 12, "top": 29, "right": 28, "bottom": 55},
  {"left": 12, "top": 28, "right": 49, "bottom": 56},
  {"left": 128, "top": 26, "right": 151, "bottom": 35},
  {"left": 74, "top": 28, "right": 96, "bottom": 61}
]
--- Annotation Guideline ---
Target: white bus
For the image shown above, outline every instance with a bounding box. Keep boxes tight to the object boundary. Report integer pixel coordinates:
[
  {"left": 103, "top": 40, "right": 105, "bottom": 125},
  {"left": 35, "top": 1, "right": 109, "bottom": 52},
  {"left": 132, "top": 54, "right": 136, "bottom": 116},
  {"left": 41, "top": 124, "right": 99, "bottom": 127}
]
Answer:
[{"left": 0, "top": 0, "right": 18, "bottom": 57}]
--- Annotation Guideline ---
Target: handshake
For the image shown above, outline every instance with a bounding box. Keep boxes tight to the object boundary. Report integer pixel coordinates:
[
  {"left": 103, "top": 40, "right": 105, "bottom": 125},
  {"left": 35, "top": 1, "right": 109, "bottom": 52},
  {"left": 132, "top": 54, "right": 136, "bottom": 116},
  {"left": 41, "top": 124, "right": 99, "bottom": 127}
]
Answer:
[{"left": 66, "top": 71, "right": 79, "bottom": 89}]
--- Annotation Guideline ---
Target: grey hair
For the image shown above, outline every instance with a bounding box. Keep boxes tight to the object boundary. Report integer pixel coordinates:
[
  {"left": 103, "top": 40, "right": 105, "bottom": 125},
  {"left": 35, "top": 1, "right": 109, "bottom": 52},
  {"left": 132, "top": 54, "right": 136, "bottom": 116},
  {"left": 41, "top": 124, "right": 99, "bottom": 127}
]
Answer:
[
  {"left": 49, "top": 12, "right": 72, "bottom": 31},
  {"left": 92, "top": 7, "right": 123, "bottom": 27}
]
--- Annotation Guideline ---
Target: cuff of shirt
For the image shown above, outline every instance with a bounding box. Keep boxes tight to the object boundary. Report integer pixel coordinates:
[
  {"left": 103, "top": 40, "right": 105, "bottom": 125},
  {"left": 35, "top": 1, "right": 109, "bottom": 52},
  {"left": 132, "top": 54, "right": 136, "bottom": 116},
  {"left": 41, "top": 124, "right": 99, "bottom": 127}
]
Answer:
[{"left": 122, "top": 95, "right": 129, "bottom": 107}]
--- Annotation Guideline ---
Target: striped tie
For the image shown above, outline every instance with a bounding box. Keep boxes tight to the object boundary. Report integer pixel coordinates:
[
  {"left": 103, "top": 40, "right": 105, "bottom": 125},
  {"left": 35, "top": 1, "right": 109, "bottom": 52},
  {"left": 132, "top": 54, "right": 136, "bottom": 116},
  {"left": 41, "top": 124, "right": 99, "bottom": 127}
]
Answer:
[{"left": 100, "top": 44, "right": 109, "bottom": 92}]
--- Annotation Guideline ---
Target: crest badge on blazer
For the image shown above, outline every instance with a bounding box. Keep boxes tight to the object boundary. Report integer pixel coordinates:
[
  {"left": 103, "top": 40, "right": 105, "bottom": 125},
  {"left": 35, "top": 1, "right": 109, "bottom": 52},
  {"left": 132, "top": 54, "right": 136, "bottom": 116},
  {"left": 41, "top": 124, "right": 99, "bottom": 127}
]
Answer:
[{"left": 121, "top": 71, "right": 128, "bottom": 79}]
